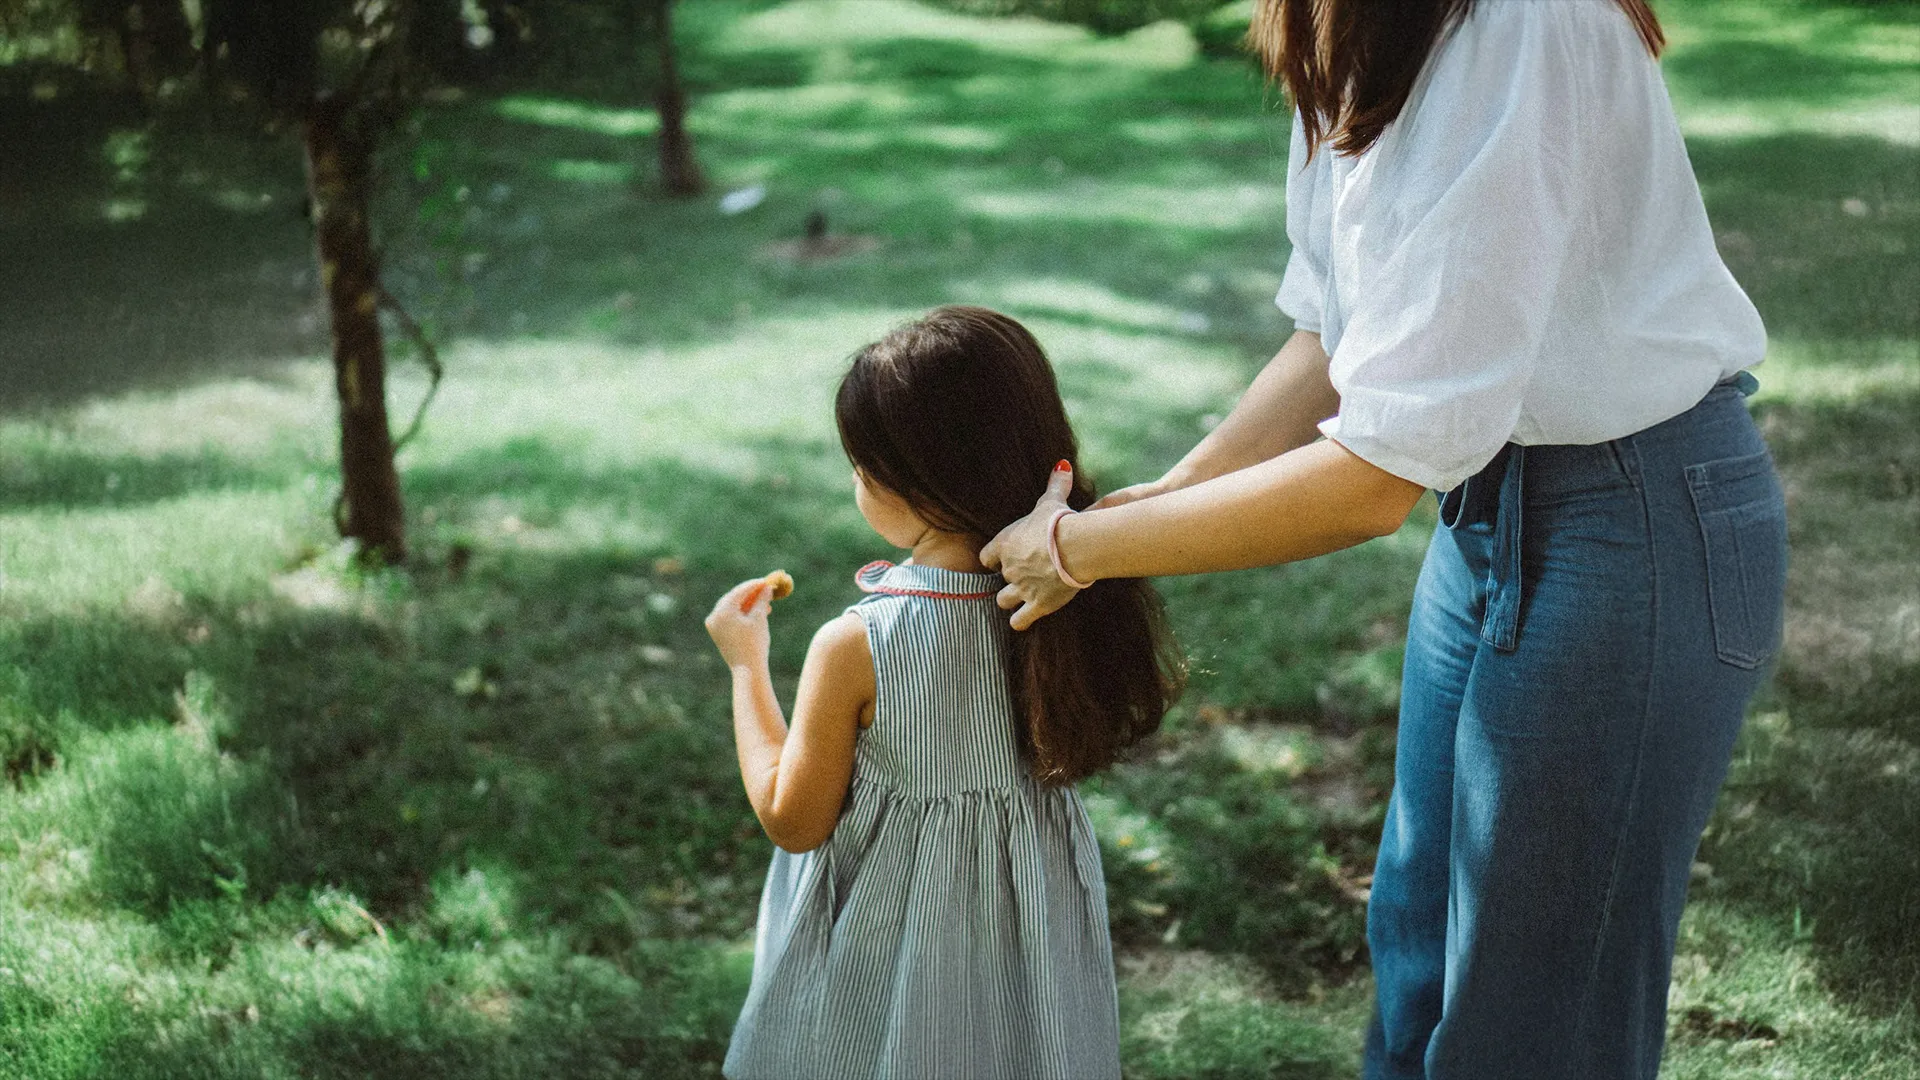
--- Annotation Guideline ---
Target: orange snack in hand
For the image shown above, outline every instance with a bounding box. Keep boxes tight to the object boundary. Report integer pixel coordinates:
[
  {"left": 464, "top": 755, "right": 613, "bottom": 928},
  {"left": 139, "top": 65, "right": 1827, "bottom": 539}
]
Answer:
[{"left": 740, "top": 570, "right": 796, "bottom": 613}]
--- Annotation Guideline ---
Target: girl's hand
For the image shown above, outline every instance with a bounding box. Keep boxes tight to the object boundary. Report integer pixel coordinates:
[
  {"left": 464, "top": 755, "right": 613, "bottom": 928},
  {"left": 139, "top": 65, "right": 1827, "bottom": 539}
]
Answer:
[
  {"left": 980, "top": 460, "right": 1082, "bottom": 631},
  {"left": 705, "top": 578, "right": 774, "bottom": 668}
]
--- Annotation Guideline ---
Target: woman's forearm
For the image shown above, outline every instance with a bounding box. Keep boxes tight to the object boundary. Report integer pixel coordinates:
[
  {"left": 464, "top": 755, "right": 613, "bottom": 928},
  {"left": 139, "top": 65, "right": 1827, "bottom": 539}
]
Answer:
[
  {"left": 1059, "top": 438, "right": 1425, "bottom": 581},
  {"left": 980, "top": 330, "right": 1409, "bottom": 630},
  {"left": 1163, "top": 329, "right": 1339, "bottom": 488}
]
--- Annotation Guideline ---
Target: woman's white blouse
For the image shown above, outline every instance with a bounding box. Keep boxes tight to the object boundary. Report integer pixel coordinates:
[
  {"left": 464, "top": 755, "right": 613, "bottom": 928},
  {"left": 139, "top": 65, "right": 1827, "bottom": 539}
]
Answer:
[{"left": 1276, "top": 0, "right": 1766, "bottom": 492}]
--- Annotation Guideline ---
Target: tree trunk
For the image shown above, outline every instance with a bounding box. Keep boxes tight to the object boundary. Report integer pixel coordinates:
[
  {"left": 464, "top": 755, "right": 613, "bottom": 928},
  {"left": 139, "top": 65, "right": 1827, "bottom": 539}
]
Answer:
[
  {"left": 124, "top": 1, "right": 196, "bottom": 89},
  {"left": 651, "top": 0, "right": 704, "bottom": 197},
  {"left": 304, "top": 95, "right": 407, "bottom": 563}
]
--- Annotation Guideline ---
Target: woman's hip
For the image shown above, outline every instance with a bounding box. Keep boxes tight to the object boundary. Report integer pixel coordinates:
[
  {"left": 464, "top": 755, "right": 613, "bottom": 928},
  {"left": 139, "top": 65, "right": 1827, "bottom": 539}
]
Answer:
[{"left": 1419, "top": 375, "right": 1787, "bottom": 689}]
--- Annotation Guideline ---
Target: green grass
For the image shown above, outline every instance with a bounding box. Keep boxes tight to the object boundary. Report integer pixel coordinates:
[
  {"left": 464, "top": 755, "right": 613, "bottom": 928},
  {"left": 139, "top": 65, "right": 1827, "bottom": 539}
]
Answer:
[{"left": 1, "top": 0, "right": 1917, "bottom": 1076}]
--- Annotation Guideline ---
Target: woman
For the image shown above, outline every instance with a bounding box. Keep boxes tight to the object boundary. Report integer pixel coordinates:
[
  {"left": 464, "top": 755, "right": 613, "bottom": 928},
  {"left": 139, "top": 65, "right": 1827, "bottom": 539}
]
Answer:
[{"left": 980, "top": 1, "right": 1788, "bottom": 1078}]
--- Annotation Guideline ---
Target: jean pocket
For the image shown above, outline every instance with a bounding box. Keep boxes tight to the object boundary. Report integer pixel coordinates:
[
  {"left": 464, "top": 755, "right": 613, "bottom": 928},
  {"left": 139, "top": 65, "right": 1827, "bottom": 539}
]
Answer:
[{"left": 1685, "top": 450, "right": 1788, "bottom": 669}]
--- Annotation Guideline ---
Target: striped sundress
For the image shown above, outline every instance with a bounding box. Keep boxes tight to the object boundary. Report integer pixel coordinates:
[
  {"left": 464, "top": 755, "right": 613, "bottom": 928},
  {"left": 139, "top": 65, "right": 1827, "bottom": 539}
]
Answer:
[{"left": 723, "top": 560, "right": 1122, "bottom": 1080}]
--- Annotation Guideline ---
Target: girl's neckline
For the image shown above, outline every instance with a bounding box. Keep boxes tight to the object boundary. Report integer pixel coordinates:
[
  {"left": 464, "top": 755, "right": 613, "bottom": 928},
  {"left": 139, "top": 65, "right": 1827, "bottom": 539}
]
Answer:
[{"left": 855, "top": 560, "right": 1000, "bottom": 600}]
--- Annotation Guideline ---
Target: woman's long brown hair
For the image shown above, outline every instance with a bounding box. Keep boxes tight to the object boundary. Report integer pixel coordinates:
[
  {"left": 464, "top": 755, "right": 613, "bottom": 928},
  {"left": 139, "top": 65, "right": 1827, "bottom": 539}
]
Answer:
[
  {"left": 1249, "top": 0, "right": 1664, "bottom": 159},
  {"left": 836, "top": 306, "right": 1185, "bottom": 785}
]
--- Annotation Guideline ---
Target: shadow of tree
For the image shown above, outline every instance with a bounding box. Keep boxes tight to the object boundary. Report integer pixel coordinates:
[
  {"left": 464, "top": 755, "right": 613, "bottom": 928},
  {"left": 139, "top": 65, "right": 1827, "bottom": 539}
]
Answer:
[
  {"left": 0, "top": 445, "right": 302, "bottom": 511},
  {"left": 0, "top": 76, "right": 325, "bottom": 413},
  {"left": 1665, "top": 38, "right": 1919, "bottom": 107},
  {"left": 7, "top": 19, "right": 1911, "bottom": 425},
  {"left": 1689, "top": 133, "right": 1920, "bottom": 344}
]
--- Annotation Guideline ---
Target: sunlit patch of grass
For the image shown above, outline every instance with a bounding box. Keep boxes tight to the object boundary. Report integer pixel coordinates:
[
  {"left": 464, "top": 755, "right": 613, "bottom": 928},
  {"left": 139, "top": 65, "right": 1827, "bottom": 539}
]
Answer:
[
  {"left": 1118, "top": 948, "right": 1365, "bottom": 1080},
  {"left": 0, "top": 902, "right": 149, "bottom": 1078},
  {"left": 1677, "top": 102, "right": 1920, "bottom": 146},
  {"left": 1120, "top": 115, "right": 1267, "bottom": 148},
  {"left": 726, "top": 0, "right": 1199, "bottom": 71},
  {"left": 1751, "top": 339, "right": 1920, "bottom": 405},
  {"left": 957, "top": 275, "right": 1216, "bottom": 334},
  {"left": 960, "top": 178, "right": 1278, "bottom": 231},
  {"left": 493, "top": 96, "right": 660, "bottom": 138},
  {"left": 699, "top": 81, "right": 919, "bottom": 124},
  {"left": 386, "top": 306, "right": 1252, "bottom": 506},
  {"left": 548, "top": 159, "right": 634, "bottom": 185},
  {"left": 1662, "top": 903, "right": 1920, "bottom": 1080},
  {"left": 63, "top": 372, "right": 331, "bottom": 456},
  {"left": 98, "top": 197, "right": 148, "bottom": 223},
  {"left": 0, "top": 489, "right": 315, "bottom": 613},
  {"left": 403, "top": 311, "right": 896, "bottom": 470}
]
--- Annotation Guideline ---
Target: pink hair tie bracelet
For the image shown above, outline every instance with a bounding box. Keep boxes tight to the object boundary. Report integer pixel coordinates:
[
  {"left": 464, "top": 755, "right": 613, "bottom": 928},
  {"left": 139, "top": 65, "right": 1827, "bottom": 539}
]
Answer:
[{"left": 1046, "top": 508, "right": 1092, "bottom": 591}]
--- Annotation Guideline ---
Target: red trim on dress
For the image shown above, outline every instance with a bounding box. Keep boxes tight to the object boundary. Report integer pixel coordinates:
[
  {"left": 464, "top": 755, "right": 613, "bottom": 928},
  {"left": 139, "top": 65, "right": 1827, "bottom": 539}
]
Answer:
[{"left": 854, "top": 560, "right": 996, "bottom": 601}]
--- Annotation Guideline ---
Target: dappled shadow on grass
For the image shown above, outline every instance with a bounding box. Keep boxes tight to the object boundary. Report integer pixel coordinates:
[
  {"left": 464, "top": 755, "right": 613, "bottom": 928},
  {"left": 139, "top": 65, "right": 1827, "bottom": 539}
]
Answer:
[
  {"left": 4, "top": 4, "right": 1917, "bottom": 1068},
  {"left": 1664, "top": 37, "right": 1918, "bottom": 107},
  {"left": 0, "top": 426, "right": 1425, "bottom": 1074},
  {"left": 0, "top": 19, "right": 1290, "bottom": 406},
  {"left": 416, "top": 132, "right": 1289, "bottom": 363},
  {"left": 234, "top": 442, "right": 882, "bottom": 924},
  {"left": 3, "top": 393, "right": 1914, "bottom": 1070},
  {"left": 0, "top": 445, "right": 859, "bottom": 1075},
  {"left": 1089, "top": 722, "right": 1393, "bottom": 995},
  {"left": 5, "top": 1, "right": 1916, "bottom": 422},
  {"left": 295, "top": 27, "right": 1290, "bottom": 362}
]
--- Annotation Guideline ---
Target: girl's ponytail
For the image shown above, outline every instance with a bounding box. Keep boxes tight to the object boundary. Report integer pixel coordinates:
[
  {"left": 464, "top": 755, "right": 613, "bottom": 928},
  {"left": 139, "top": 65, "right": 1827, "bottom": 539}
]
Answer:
[
  {"left": 837, "top": 306, "right": 1185, "bottom": 784},
  {"left": 1005, "top": 499, "right": 1184, "bottom": 783}
]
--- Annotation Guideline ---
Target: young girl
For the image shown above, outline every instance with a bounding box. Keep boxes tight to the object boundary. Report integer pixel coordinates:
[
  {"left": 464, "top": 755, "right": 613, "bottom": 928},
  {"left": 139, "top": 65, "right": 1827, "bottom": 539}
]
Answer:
[{"left": 703, "top": 305, "right": 1184, "bottom": 1080}]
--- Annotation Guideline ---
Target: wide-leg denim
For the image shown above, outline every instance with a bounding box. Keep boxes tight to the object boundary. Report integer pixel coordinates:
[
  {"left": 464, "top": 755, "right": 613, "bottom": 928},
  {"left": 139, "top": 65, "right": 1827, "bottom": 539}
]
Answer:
[{"left": 1363, "top": 376, "right": 1788, "bottom": 1080}]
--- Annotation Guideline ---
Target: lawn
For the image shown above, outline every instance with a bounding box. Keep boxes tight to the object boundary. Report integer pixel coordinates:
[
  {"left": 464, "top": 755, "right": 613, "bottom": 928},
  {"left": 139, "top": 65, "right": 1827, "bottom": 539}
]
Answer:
[{"left": 0, "top": 1, "right": 1916, "bottom": 1077}]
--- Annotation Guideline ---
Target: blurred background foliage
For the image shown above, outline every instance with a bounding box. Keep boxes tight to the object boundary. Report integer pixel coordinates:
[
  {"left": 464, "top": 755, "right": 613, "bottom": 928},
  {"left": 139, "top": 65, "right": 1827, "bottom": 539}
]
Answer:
[{"left": 0, "top": 0, "right": 1916, "bottom": 1077}]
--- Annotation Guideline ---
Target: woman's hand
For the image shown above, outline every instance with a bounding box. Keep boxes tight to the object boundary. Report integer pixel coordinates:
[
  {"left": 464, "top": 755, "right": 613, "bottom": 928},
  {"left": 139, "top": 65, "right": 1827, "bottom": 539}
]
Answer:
[
  {"left": 1094, "top": 473, "right": 1177, "bottom": 510},
  {"left": 980, "top": 461, "right": 1082, "bottom": 631},
  {"left": 705, "top": 577, "right": 774, "bottom": 668}
]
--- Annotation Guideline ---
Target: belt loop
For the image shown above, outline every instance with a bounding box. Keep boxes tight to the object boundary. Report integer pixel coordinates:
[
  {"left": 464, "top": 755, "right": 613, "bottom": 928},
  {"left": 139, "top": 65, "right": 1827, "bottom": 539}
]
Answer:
[
  {"left": 1437, "top": 481, "right": 1467, "bottom": 530},
  {"left": 1482, "top": 445, "right": 1526, "bottom": 652},
  {"left": 1440, "top": 445, "right": 1510, "bottom": 533}
]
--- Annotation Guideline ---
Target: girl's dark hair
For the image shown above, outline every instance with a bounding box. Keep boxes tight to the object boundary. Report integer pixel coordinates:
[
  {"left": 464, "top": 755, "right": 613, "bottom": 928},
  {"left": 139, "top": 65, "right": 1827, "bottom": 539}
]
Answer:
[
  {"left": 835, "top": 306, "right": 1185, "bottom": 785},
  {"left": 1249, "top": 0, "right": 1664, "bottom": 160}
]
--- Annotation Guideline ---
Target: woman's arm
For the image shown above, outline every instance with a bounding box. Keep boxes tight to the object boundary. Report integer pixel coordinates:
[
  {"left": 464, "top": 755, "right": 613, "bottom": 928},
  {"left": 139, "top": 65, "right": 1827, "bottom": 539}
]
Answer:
[
  {"left": 705, "top": 583, "right": 874, "bottom": 852},
  {"left": 982, "top": 441, "right": 1425, "bottom": 630},
  {"left": 1102, "top": 329, "right": 1340, "bottom": 506},
  {"left": 1069, "top": 439, "right": 1423, "bottom": 577}
]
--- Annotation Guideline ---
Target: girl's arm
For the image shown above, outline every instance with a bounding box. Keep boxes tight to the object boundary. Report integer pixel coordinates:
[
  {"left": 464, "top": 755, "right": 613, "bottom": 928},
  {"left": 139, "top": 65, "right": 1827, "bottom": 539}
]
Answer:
[
  {"left": 705, "top": 581, "right": 875, "bottom": 853},
  {"left": 983, "top": 441, "right": 1425, "bottom": 630},
  {"left": 1098, "top": 329, "right": 1341, "bottom": 508}
]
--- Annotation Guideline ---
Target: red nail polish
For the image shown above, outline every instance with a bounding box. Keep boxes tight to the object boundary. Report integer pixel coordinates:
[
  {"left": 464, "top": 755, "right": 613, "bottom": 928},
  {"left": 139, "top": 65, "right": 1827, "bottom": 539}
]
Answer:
[{"left": 1054, "top": 459, "right": 1071, "bottom": 472}]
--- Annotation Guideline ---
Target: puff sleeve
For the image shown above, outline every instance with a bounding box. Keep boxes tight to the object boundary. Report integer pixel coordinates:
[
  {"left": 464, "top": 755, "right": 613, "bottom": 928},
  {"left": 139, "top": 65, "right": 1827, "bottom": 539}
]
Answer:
[
  {"left": 1274, "top": 113, "right": 1332, "bottom": 335},
  {"left": 1316, "top": 2, "right": 1610, "bottom": 492}
]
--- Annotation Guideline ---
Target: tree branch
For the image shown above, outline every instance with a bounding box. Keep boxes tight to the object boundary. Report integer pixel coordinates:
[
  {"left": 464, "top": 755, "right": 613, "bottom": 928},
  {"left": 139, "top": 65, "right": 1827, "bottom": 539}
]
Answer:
[{"left": 378, "top": 284, "right": 442, "bottom": 456}]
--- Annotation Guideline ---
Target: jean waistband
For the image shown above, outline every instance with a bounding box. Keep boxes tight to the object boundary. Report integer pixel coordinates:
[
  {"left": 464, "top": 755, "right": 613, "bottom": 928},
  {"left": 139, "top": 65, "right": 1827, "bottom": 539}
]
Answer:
[{"left": 1437, "top": 371, "right": 1758, "bottom": 652}]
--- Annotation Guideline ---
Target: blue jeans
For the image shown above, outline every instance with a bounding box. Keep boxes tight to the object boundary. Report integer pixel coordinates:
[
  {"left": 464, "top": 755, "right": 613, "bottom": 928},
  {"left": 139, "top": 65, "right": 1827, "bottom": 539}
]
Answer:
[{"left": 1363, "top": 376, "right": 1788, "bottom": 1080}]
